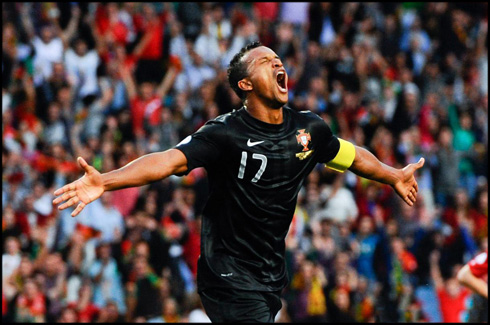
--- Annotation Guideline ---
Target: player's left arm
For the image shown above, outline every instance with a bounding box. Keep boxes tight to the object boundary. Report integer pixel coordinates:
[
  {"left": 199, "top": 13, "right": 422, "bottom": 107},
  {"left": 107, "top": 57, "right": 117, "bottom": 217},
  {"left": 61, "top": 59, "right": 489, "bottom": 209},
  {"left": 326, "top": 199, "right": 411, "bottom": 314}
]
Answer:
[
  {"left": 457, "top": 264, "right": 488, "bottom": 298},
  {"left": 325, "top": 139, "right": 424, "bottom": 206}
]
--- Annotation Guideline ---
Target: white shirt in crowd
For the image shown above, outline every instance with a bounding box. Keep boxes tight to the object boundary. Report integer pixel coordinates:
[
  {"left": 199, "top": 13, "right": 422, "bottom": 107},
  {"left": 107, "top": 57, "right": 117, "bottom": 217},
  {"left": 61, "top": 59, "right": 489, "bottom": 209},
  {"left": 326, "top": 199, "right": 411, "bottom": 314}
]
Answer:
[
  {"left": 64, "top": 48, "right": 100, "bottom": 98},
  {"left": 32, "top": 36, "right": 64, "bottom": 86}
]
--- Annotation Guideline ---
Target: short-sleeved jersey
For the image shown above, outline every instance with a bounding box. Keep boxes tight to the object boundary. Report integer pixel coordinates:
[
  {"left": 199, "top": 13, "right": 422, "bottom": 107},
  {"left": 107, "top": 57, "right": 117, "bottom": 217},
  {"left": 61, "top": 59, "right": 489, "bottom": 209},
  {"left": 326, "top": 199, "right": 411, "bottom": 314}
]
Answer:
[
  {"left": 468, "top": 251, "right": 488, "bottom": 278},
  {"left": 175, "top": 106, "right": 340, "bottom": 292}
]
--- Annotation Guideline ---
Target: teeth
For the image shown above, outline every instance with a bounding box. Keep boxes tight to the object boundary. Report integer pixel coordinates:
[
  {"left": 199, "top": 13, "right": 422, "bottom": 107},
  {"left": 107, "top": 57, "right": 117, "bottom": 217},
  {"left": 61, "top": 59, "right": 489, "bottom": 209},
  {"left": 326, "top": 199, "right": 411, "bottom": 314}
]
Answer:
[
  {"left": 276, "top": 71, "right": 287, "bottom": 92},
  {"left": 277, "top": 72, "right": 285, "bottom": 83}
]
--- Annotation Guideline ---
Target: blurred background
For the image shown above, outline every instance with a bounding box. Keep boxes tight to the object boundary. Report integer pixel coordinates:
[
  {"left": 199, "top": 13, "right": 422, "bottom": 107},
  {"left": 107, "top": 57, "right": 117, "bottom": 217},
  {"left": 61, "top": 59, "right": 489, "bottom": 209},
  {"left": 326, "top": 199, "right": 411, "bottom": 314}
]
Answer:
[{"left": 2, "top": 2, "right": 488, "bottom": 323}]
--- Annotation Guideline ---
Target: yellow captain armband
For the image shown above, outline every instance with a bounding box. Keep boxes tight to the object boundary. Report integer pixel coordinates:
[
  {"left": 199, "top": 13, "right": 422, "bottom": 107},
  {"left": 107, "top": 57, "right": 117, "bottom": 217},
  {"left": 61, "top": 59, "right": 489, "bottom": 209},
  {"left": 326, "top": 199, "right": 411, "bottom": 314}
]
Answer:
[{"left": 326, "top": 138, "right": 356, "bottom": 173}]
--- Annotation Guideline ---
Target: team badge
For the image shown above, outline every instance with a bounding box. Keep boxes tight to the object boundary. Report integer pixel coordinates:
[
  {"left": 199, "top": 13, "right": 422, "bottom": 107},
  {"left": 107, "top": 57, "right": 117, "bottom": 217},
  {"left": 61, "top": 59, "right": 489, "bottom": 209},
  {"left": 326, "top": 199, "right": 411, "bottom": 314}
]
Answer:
[
  {"left": 296, "top": 129, "right": 311, "bottom": 151},
  {"left": 295, "top": 129, "right": 313, "bottom": 160}
]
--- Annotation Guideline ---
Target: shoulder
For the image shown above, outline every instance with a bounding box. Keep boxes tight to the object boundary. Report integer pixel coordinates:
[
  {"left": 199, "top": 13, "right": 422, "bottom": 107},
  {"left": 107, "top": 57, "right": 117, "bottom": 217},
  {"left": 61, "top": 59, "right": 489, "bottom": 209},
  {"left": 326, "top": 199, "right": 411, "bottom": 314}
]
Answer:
[
  {"left": 287, "top": 107, "right": 323, "bottom": 122},
  {"left": 52, "top": 37, "right": 63, "bottom": 48},
  {"left": 192, "top": 111, "right": 238, "bottom": 140},
  {"left": 288, "top": 107, "right": 328, "bottom": 128},
  {"left": 287, "top": 107, "right": 333, "bottom": 135},
  {"left": 203, "top": 109, "right": 241, "bottom": 128}
]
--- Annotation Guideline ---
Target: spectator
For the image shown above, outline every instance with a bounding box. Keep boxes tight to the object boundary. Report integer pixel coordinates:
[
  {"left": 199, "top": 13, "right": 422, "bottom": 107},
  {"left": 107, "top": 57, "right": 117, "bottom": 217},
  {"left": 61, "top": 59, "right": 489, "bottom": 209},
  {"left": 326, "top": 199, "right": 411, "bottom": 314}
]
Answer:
[
  {"left": 314, "top": 173, "right": 359, "bottom": 224},
  {"left": 121, "top": 59, "right": 179, "bottom": 139},
  {"left": 126, "top": 256, "right": 163, "bottom": 321},
  {"left": 88, "top": 243, "right": 126, "bottom": 314},
  {"left": 194, "top": 10, "right": 221, "bottom": 67},
  {"left": 132, "top": 4, "right": 167, "bottom": 84},
  {"left": 64, "top": 38, "right": 100, "bottom": 102},
  {"left": 430, "top": 250, "right": 471, "bottom": 323},
  {"left": 15, "top": 279, "right": 46, "bottom": 323},
  {"left": 351, "top": 216, "right": 380, "bottom": 283},
  {"left": 290, "top": 258, "right": 328, "bottom": 322}
]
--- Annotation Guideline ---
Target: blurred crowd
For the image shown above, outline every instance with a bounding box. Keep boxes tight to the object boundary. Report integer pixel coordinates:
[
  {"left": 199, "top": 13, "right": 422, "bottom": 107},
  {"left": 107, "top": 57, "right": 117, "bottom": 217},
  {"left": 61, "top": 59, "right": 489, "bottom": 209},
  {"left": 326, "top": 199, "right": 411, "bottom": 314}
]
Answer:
[{"left": 2, "top": 2, "right": 488, "bottom": 323}]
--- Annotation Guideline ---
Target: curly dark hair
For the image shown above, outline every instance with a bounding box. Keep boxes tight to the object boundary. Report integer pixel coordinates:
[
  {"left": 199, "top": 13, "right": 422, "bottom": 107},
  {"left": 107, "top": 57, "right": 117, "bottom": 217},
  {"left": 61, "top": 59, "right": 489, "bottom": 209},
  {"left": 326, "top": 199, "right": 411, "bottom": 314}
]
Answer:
[{"left": 227, "top": 41, "right": 262, "bottom": 101}]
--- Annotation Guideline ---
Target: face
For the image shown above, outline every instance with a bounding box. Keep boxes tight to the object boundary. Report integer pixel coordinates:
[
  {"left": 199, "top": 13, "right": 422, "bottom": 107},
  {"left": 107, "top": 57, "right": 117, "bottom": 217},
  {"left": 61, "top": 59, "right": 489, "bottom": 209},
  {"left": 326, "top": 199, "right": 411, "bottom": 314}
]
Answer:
[
  {"left": 41, "top": 26, "right": 54, "bottom": 43},
  {"left": 241, "top": 46, "right": 288, "bottom": 108},
  {"left": 60, "top": 308, "right": 78, "bottom": 323},
  {"left": 99, "top": 244, "right": 111, "bottom": 260},
  {"left": 75, "top": 40, "right": 88, "bottom": 56},
  {"left": 6, "top": 238, "right": 20, "bottom": 255},
  {"left": 24, "top": 281, "right": 38, "bottom": 298},
  {"left": 140, "top": 82, "right": 154, "bottom": 100},
  {"left": 359, "top": 216, "right": 373, "bottom": 235},
  {"left": 335, "top": 290, "right": 350, "bottom": 311}
]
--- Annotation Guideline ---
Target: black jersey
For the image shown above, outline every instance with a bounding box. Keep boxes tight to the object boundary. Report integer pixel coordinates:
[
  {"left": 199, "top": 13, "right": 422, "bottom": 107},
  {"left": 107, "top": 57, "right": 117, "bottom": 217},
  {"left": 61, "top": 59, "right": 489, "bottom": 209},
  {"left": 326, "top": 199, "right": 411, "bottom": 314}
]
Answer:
[{"left": 175, "top": 106, "right": 340, "bottom": 292}]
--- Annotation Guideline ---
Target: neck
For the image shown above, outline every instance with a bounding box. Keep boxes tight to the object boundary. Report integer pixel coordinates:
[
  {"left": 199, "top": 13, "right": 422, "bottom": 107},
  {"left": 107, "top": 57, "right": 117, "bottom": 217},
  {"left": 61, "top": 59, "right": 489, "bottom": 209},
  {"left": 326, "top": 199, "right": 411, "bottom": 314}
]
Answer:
[{"left": 244, "top": 99, "right": 284, "bottom": 125}]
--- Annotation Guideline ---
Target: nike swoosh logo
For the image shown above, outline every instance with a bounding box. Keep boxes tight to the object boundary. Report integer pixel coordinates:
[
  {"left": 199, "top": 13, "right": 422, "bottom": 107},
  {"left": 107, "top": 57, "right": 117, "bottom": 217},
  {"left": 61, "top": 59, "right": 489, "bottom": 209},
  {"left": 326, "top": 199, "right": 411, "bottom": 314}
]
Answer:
[{"left": 247, "top": 139, "right": 264, "bottom": 147}]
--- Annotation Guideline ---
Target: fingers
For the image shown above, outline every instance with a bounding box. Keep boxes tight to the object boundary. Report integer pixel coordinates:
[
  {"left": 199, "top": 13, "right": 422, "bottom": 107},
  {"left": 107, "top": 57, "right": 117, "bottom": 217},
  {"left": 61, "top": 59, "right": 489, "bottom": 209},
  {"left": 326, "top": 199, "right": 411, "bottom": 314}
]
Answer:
[
  {"left": 406, "top": 157, "right": 425, "bottom": 173},
  {"left": 410, "top": 187, "right": 417, "bottom": 197},
  {"left": 404, "top": 196, "right": 414, "bottom": 206},
  {"left": 59, "top": 196, "right": 80, "bottom": 211},
  {"left": 404, "top": 186, "right": 419, "bottom": 206},
  {"left": 77, "top": 157, "right": 92, "bottom": 173},
  {"left": 408, "top": 191, "right": 416, "bottom": 203},
  {"left": 72, "top": 202, "right": 86, "bottom": 217},
  {"left": 53, "top": 191, "right": 76, "bottom": 205},
  {"left": 53, "top": 183, "right": 76, "bottom": 197}
]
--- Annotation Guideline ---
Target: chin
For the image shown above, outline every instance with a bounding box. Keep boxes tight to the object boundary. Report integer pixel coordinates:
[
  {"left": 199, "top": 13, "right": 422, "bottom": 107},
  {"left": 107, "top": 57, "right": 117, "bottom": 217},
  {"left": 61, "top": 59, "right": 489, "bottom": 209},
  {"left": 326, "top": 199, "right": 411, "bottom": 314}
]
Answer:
[{"left": 270, "top": 99, "right": 287, "bottom": 109}]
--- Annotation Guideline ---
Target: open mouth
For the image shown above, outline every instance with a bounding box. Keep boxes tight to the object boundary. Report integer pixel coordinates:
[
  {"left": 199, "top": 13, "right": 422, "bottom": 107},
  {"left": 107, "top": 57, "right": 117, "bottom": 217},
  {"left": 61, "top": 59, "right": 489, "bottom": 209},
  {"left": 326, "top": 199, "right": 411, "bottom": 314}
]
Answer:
[{"left": 276, "top": 71, "right": 287, "bottom": 93}]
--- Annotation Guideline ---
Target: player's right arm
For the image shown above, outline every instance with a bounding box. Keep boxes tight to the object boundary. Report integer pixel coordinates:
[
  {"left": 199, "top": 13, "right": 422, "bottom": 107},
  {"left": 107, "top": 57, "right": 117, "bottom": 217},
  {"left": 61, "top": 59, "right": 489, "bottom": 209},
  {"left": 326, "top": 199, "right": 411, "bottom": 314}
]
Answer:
[
  {"left": 457, "top": 251, "right": 488, "bottom": 298},
  {"left": 53, "top": 149, "right": 188, "bottom": 217},
  {"left": 457, "top": 264, "right": 488, "bottom": 298}
]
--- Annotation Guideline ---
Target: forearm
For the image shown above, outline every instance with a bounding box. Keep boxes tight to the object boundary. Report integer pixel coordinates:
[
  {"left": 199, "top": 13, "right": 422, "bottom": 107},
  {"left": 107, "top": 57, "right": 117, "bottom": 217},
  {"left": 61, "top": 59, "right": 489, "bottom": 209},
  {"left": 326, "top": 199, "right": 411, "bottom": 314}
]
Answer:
[
  {"left": 122, "top": 73, "right": 137, "bottom": 100},
  {"left": 156, "top": 66, "right": 178, "bottom": 98},
  {"left": 62, "top": 11, "right": 80, "bottom": 46},
  {"left": 458, "top": 265, "right": 488, "bottom": 298},
  {"left": 102, "top": 149, "right": 187, "bottom": 191},
  {"left": 348, "top": 146, "right": 402, "bottom": 186},
  {"left": 430, "top": 264, "right": 444, "bottom": 289}
]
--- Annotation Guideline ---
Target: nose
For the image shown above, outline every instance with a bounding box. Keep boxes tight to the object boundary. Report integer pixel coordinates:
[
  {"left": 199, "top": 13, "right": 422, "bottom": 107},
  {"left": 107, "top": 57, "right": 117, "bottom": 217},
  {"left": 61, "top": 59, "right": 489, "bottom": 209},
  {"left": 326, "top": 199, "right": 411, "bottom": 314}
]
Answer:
[{"left": 272, "top": 58, "right": 283, "bottom": 68}]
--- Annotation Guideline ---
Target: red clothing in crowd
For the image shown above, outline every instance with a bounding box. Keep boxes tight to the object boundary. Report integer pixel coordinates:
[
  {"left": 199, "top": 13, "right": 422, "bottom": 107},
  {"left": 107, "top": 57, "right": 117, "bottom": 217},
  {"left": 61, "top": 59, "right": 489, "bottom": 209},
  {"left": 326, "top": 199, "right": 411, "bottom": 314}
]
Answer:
[
  {"left": 16, "top": 293, "right": 46, "bottom": 318},
  {"left": 436, "top": 287, "right": 471, "bottom": 323},
  {"left": 442, "top": 207, "right": 487, "bottom": 243},
  {"left": 95, "top": 5, "right": 129, "bottom": 46},
  {"left": 67, "top": 302, "right": 100, "bottom": 322},
  {"left": 183, "top": 219, "right": 201, "bottom": 277},
  {"left": 253, "top": 2, "right": 280, "bottom": 22},
  {"left": 2, "top": 292, "right": 6, "bottom": 316},
  {"left": 137, "top": 14, "right": 166, "bottom": 60},
  {"left": 130, "top": 96, "right": 162, "bottom": 136},
  {"left": 398, "top": 250, "right": 418, "bottom": 273}
]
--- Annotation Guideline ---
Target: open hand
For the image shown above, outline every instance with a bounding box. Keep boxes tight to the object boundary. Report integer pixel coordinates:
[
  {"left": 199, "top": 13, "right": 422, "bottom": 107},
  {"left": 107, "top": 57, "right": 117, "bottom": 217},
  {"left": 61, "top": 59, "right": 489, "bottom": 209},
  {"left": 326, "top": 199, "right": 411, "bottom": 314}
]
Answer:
[
  {"left": 392, "top": 158, "right": 425, "bottom": 206},
  {"left": 53, "top": 157, "right": 104, "bottom": 217}
]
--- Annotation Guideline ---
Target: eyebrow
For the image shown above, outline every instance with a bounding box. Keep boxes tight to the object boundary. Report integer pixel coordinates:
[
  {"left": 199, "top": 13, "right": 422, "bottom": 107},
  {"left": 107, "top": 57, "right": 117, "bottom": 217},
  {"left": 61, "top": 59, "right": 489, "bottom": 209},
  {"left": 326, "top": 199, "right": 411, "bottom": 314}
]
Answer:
[
  {"left": 259, "top": 55, "right": 280, "bottom": 61},
  {"left": 247, "top": 55, "right": 280, "bottom": 66}
]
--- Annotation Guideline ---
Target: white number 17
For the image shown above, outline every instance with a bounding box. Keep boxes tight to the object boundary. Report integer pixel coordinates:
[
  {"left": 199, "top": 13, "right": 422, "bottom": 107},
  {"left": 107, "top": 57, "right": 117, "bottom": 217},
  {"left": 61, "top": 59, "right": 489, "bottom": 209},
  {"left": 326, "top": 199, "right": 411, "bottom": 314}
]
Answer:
[{"left": 237, "top": 151, "right": 267, "bottom": 183}]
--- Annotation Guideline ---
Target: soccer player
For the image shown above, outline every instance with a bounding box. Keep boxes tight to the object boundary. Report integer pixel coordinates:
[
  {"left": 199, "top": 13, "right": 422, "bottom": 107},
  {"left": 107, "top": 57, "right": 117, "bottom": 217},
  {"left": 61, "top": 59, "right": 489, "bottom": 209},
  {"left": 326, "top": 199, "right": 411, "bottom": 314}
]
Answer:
[
  {"left": 457, "top": 251, "right": 488, "bottom": 298},
  {"left": 53, "top": 41, "right": 424, "bottom": 322}
]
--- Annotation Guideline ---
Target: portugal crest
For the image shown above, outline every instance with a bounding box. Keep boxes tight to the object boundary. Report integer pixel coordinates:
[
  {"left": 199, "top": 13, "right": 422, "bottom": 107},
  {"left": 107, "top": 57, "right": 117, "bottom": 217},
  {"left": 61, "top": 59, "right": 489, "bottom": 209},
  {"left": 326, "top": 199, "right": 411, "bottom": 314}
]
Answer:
[{"left": 296, "top": 129, "right": 311, "bottom": 152}]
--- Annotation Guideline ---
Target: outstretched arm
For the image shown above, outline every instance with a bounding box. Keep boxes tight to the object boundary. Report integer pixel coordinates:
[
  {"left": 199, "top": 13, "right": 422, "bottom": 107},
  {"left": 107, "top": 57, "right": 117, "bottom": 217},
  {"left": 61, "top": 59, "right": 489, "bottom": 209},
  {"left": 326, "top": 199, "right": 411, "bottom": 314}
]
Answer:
[
  {"left": 457, "top": 264, "right": 488, "bottom": 298},
  {"left": 349, "top": 146, "right": 424, "bottom": 206},
  {"left": 53, "top": 149, "right": 188, "bottom": 217},
  {"left": 326, "top": 139, "right": 424, "bottom": 206}
]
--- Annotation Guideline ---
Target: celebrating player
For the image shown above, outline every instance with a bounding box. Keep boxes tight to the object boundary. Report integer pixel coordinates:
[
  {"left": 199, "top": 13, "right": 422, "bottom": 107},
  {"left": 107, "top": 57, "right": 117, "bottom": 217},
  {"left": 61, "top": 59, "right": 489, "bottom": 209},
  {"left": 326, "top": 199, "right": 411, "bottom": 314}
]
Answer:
[{"left": 53, "top": 41, "right": 424, "bottom": 322}]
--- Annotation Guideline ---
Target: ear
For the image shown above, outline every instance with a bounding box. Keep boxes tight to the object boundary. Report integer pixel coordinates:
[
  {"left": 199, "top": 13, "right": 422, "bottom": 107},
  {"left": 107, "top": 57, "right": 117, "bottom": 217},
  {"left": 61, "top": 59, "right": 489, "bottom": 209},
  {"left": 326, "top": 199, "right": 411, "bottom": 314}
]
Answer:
[{"left": 238, "top": 78, "right": 253, "bottom": 92}]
